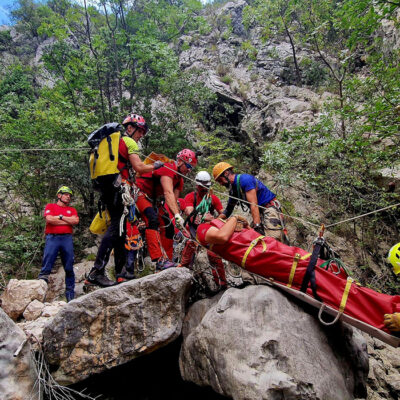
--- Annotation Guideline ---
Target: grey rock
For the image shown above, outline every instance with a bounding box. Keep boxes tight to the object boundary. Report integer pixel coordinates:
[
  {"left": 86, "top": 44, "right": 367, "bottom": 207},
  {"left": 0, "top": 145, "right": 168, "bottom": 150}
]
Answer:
[
  {"left": 219, "top": 0, "right": 247, "bottom": 37},
  {"left": 364, "top": 334, "right": 400, "bottom": 400},
  {"left": 0, "top": 308, "right": 40, "bottom": 400},
  {"left": 42, "top": 268, "right": 192, "bottom": 385},
  {"left": 180, "top": 285, "right": 368, "bottom": 400}
]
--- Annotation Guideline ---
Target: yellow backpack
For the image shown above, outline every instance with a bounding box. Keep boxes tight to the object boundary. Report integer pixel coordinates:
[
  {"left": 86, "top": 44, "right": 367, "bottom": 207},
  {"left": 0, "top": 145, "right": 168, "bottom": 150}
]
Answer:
[
  {"left": 89, "top": 209, "right": 111, "bottom": 235},
  {"left": 88, "top": 123, "right": 124, "bottom": 180}
]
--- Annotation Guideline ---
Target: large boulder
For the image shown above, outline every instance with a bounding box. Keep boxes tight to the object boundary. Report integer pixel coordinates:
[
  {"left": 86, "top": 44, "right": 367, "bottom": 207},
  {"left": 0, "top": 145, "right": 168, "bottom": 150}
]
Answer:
[
  {"left": 180, "top": 285, "right": 369, "bottom": 400},
  {"left": 0, "top": 308, "right": 41, "bottom": 400},
  {"left": 42, "top": 268, "right": 192, "bottom": 385},
  {"left": 1, "top": 279, "right": 47, "bottom": 320}
]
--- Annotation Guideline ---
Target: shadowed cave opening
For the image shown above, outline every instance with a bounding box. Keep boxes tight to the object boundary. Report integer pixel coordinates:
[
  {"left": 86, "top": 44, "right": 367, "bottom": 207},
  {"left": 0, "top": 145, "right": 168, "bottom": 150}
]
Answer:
[{"left": 64, "top": 337, "right": 227, "bottom": 400}]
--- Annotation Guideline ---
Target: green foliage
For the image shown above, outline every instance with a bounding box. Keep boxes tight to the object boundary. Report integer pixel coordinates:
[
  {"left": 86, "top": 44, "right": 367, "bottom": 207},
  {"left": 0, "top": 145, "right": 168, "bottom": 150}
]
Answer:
[
  {"left": 241, "top": 40, "right": 258, "bottom": 61},
  {"left": 2, "top": 0, "right": 400, "bottom": 281},
  {"left": 0, "top": 30, "right": 12, "bottom": 51},
  {"left": 0, "top": 64, "right": 35, "bottom": 121},
  {"left": 220, "top": 74, "right": 233, "bottom": 85},
  {"left": 0, "top": 215, "right": 44, "bottom": 280},
  {"left": 299, "top": 58, "right": 327, "bottom": 87},
  {"left": 262, "top": 112, "right": 400, "bottom": 267}
]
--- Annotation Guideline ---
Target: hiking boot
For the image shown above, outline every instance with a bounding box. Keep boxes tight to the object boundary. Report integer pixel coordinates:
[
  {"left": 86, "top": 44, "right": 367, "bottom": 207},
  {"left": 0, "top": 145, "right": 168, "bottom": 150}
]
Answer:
[
  {"left": 87, "top": 270, "right": 116, "bottom": 287},
  {"left": 38, "top": 274, "right": 49, "bottom": 284},
  {"left": 156, "top": 259, "right": 178, "bottom": 272}
]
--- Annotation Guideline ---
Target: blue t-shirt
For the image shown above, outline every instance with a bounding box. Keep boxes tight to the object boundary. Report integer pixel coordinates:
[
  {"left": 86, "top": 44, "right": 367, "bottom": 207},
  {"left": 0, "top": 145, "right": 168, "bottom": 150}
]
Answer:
[{"left": 223, "top": 174, "right": 276, "bottom": 217}]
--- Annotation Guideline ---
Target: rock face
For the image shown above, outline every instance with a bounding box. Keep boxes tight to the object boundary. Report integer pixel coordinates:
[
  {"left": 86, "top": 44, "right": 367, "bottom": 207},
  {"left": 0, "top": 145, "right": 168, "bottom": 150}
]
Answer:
[
  {"left": 365, "top": 335, "right": 400, "bottom": 399},
  {"left": 179, "top": 0, "right": 328, "bottom": 146},
  {"left": 42, "top": 268, "right": 192, "bottom": 385},
  {"left": 180, "top": 285, "right": 369, "bottom": 400},
  {"left": 0, "top": 308, "right": 40, "bottom": 400},
  {"left": 1, "top": 279, "right": 47, "bottom": 320}
]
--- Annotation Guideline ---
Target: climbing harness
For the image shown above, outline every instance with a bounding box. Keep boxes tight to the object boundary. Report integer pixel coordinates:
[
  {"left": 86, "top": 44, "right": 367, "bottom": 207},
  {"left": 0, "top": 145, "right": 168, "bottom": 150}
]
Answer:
[{"left": 119, "top": 183, "right": 138, "bottom": 236}]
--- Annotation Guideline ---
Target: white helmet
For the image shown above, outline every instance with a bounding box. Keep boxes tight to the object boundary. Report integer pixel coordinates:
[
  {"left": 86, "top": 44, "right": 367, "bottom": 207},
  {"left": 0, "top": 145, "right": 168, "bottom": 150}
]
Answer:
[{"left": 195, "top": 171, "right": 211, "bottom": 188}]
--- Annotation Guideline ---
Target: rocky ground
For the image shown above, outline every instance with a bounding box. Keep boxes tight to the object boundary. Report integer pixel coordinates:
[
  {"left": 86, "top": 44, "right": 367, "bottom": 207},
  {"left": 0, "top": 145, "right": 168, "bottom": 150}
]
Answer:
[{"left": 1, "top": 253, "right": 400, "bottom": 399}]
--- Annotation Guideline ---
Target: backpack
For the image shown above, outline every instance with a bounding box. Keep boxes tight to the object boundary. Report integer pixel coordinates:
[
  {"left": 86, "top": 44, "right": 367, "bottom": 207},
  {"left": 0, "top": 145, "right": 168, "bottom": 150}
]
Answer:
[{"left": 88, "top": 123, "right": 124, "bottom": 180}]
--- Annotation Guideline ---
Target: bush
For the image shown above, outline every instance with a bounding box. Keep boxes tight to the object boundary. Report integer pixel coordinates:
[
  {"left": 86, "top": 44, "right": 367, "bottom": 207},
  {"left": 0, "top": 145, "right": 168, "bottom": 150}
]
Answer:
[
  {"left": 0, "top": 30, "right": 12, "bottom": 51},
  {"left": 220, "top": 74, "right": 233, "bottom": 84}
]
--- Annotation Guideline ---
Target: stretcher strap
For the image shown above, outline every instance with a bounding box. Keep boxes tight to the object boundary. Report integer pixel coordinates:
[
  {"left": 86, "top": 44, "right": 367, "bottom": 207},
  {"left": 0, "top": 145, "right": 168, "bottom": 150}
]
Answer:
[
  {"left": 339, "top": 277, "right": 353, "bottom": 314},
  {"left": 287, "top": 253, "right": 300, "bottom": 288},
  {"left": 241, "top": 235, "right": 266, "bottom": 269},
  {"left": 287, "top": 253, "right": 311, "bottom": 288}
]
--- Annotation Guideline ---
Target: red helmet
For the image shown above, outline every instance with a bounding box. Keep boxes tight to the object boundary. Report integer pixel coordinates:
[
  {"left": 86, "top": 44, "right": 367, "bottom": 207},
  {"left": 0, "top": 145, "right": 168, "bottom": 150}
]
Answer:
[
  {"left": 177, "top": 149, "right": 197, "bottom": 167},
  {"left": 122, "top": 113, "right": 148, "bottom": 133}
]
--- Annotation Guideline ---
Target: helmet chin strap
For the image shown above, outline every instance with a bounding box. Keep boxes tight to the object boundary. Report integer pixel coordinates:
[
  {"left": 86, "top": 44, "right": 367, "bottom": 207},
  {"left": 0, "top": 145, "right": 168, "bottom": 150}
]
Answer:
[
  {"left": 58, "top": 195, "right": 69, "bottom": 205},
  {"left": 222, "top": 173, "right": 231, "bottom": 188}
]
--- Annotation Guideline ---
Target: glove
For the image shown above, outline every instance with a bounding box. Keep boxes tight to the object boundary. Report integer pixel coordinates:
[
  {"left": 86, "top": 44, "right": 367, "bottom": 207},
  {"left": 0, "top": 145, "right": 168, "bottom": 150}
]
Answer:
[
  {"left": 174, "top": 213, "right": 185, "bottom": 230},
  {"left": 253, "top": 223, "right": 265, "bottom": 235},
  {"left": 154, "top": 160, "right": 164, "bottom": 170},
  {"left": 384, "top": 313, "right": 400, "bottom": 332}
]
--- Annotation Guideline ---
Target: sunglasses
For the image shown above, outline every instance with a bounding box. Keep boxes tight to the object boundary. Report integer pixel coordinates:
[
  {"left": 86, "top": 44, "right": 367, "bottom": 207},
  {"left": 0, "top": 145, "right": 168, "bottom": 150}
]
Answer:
[{"left": 184, "top": 162, "right": 193, "bottom": 170}]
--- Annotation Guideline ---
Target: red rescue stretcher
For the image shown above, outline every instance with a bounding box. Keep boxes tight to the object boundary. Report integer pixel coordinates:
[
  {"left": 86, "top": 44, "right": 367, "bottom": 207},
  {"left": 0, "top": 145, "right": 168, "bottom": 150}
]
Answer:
[{"left": 206, "top": 219, "right": 400, "bottom": 347}]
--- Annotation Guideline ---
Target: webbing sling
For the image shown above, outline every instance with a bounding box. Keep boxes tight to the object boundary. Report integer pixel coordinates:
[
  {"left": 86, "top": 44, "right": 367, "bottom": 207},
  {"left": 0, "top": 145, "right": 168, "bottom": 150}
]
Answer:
[
  {"left": 318, "top": 277, "right": 354, "bottom": 326},
  {"left": 300, "top": 237, "right": 323, "bottom": 301}
]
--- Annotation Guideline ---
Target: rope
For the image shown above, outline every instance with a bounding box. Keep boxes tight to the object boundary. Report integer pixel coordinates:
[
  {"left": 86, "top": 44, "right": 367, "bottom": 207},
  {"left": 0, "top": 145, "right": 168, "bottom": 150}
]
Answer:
[
  {"left": 0, "top": 147, "right": 90, "bottom": 153},
  {"left": 120, "top": 184, "right": 135, "bottom": 236},
  {"left": 1, "top": 147, "right": 398, "bottom": 230},
  {"left": 141, "top": 152, "right": 400, "bottom": 231},
  {"left": 324, "top": 203, "right": 400, "bottom": 228}
]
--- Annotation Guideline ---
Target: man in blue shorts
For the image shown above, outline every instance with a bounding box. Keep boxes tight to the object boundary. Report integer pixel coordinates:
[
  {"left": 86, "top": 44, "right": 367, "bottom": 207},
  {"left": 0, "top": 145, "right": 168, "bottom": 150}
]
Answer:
[{"left": 212, "top": 162, "right": 288, "bottom": 243}]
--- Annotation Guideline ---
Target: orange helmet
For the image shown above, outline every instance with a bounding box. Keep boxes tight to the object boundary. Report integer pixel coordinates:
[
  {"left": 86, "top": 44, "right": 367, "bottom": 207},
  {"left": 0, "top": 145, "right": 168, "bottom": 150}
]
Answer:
[{"left": 212, "top": 162, "right": 233, "bottom": 180}]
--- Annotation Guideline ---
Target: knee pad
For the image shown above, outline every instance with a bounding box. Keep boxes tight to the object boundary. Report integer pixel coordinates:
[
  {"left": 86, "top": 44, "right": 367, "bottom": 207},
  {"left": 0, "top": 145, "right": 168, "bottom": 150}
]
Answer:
[
  {"left": 144, "top": 207, "right": 159, "bottom": 230},
  {"left": 165, "top": 221, "right": 175, "bottom": 240}
]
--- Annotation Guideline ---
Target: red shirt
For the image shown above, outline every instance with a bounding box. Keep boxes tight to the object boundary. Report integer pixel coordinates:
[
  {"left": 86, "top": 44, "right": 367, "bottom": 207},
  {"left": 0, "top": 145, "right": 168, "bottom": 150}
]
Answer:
[
  {"left": 44, "top": 203, "right": 78, "bottom": 234},
  {"left": 136, "top": 162, "right": 184, "bottom": 200},
  {"left": 184, "top": 191, "right": 223, "bottom": 214}
]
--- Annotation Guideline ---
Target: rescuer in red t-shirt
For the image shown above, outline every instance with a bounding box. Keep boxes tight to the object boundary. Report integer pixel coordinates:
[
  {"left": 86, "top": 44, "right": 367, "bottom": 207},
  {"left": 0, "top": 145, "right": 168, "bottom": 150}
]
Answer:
[
  {"left": 180, "top": 171, "right": 227, "bottom": 289},
  {"left": 38, "top": 186, "right": 79, "bottom": 302}
]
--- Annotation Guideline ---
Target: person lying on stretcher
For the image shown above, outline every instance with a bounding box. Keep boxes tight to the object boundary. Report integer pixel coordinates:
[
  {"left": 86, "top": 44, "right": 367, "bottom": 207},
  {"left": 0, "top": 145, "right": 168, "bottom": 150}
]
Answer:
[{"left": 195, "top": 216, "right": 400, "bottom": 334}]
